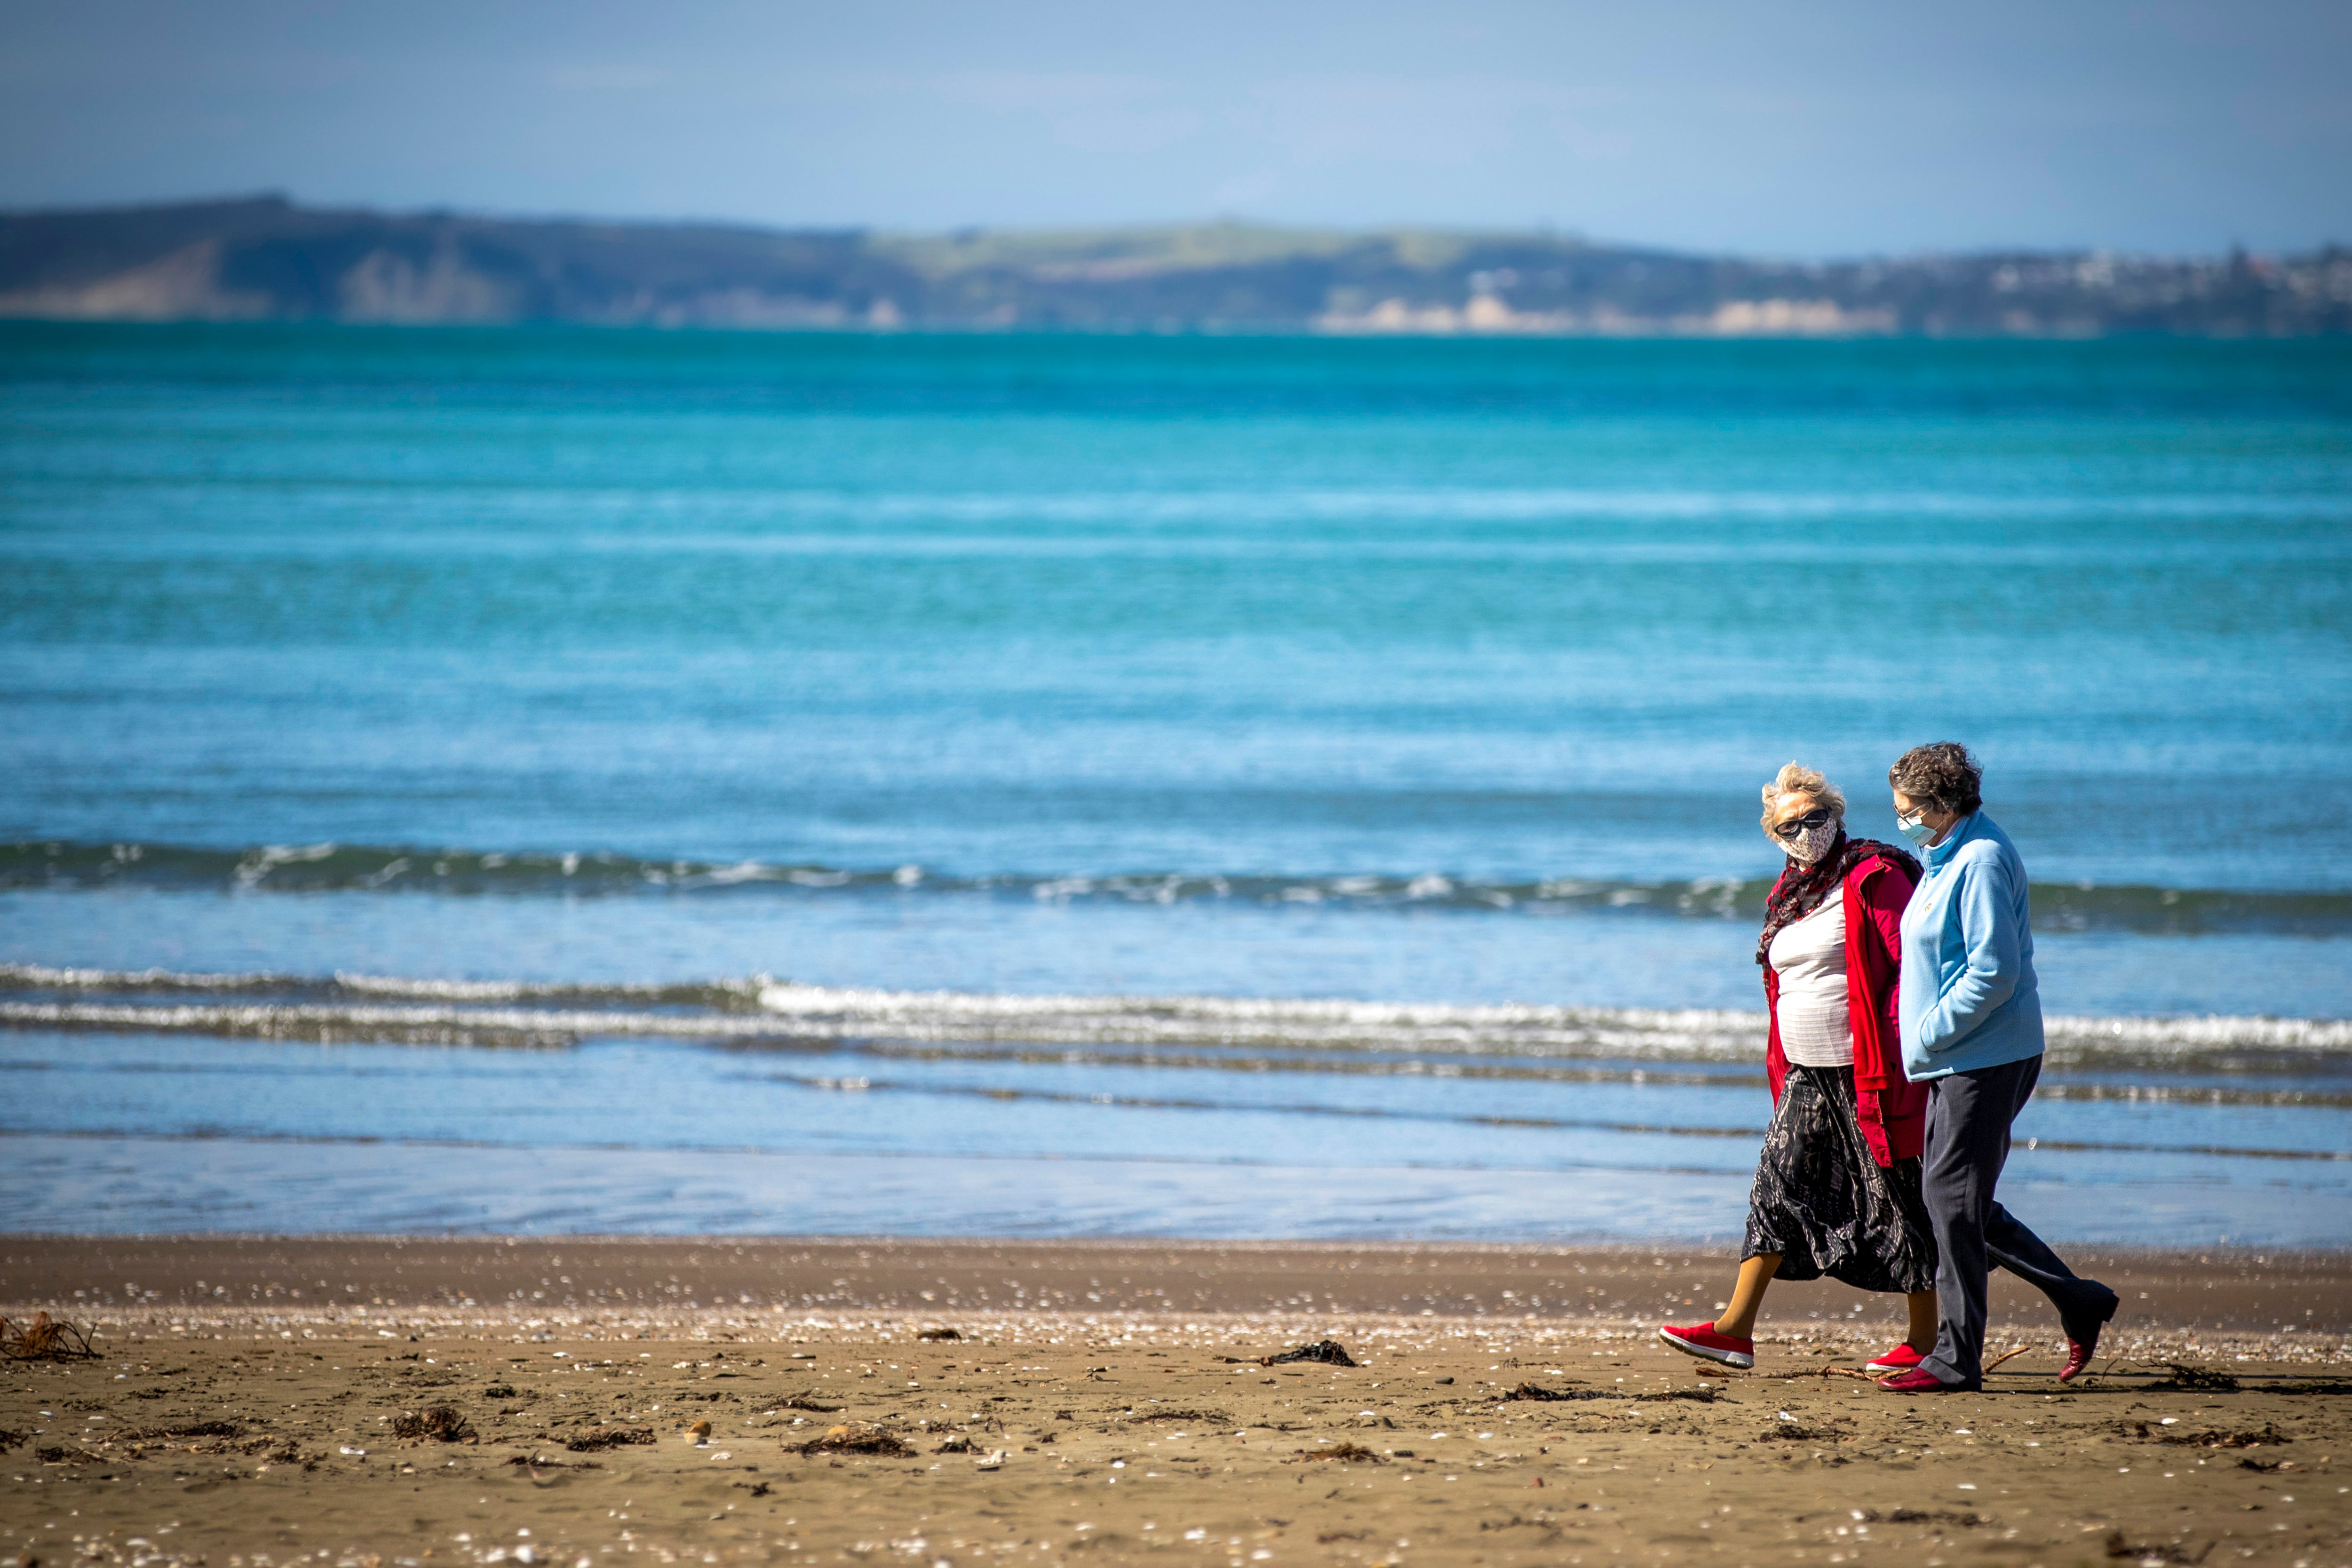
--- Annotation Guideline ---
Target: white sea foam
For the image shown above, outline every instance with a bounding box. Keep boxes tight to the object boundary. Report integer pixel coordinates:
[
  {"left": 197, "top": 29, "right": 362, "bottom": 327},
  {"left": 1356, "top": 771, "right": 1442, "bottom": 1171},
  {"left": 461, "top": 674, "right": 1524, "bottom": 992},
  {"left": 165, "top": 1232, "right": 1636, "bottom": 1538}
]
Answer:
[
  {"left": 752, "top": 981, "right": 2352, "bottom": 1057},
  {"left": 1, "top": 964, "right": 2346, "bottom": 1062},
  {"left": 0, "top": 994, "right": 1766, "bottom": 1058}
]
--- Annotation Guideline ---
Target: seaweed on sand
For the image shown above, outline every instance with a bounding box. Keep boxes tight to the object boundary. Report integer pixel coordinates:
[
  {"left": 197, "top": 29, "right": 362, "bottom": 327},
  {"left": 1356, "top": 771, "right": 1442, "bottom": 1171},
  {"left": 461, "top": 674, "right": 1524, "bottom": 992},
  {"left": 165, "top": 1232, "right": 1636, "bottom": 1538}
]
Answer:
[
  {"left": 2151, "top": 1363, "right": 2241, "bottom": 1392},
  {"left": 1226, "top": 1339, "right": 1358, "bottom": 1367},
  {"left": 1292, "top": 1441, "right": 1384, "bottom": 1463},
  {"left": 2103, "top": 1529, "right": 2214, "bottom": 1563},
  {"left": 2123, "top": 1421, "right": 2289, "bottom": 1449},
  {"left": 1501, "top": 1382, "right": 1603, "bottom": 1402},
  {"left": 1501, "top": 1381, "right": 1715, "bottom": 1404},
  {"left": 800, "top": 1423, "right": 913, "bottom": 1458},
  {"left": 1, "top": 1313, "right": 97, "bottom": 1361},
  {"left": 564, "top": 1426, "right": 655, "bottom": 1452},
  {"left": 116, "top": 1421, "right": 242, "bottom": 1441},
  {"left": 391, "top": 1404, "right": 476, "bottom": 1442},
  {"left": 1634, "top": 1385, "right": 1718, "bottom": 1403},
  {"left": 36, "top": 1445, "right": 105, "bottom": 1465},
  {"left": 776, "top": 1392, "right": 843, "bottom": 1412}
]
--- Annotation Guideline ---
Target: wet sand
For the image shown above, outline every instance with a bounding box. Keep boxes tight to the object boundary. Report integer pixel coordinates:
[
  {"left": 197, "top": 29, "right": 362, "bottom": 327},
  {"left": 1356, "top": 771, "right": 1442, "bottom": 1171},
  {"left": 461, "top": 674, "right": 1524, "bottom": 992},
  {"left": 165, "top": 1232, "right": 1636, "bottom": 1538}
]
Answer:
[
  {"left": 9, "top": 1238, "right": 2350, "bottom": 1334},
  {"left": 3, "top": 1238, "right": 2347, "bottom": 1567}
]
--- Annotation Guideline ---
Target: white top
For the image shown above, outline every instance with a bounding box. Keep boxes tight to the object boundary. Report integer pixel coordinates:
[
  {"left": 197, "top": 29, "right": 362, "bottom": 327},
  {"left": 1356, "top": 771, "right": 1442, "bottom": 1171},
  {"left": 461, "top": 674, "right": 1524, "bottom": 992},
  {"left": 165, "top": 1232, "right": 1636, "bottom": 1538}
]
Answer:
[{"left": 1769, "top": 894, "right": 1854, "bottom": 1067}]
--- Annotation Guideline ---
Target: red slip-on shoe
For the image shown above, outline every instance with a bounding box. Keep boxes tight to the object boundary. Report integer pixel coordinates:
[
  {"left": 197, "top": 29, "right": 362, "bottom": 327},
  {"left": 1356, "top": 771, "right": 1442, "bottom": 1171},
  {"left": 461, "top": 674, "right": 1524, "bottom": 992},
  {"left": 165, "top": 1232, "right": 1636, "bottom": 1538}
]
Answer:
[
  {"left": 2059, "top": 1321, "right": 2105, "bottom": 1382},
  {"left": 2060, "top": 1288, "right": 2122, "bottom": 1381},
  {"left": 1657, "top": 1321, "right": 1754, "bottom": 1370},
  {"left": 1866, "top": 1343, "right": 1928, "bottom": 1375},
  {"left": 1878, "top": 1367, "right": 1972, "bottom": 1393}
]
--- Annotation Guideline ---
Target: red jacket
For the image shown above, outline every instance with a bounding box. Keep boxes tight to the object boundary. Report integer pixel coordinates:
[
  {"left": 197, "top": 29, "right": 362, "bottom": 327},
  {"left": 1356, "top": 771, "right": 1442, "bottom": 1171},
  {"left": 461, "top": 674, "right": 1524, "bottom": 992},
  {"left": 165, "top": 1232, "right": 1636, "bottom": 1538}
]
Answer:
[{"left": 1762, "top": 852, "right": 1929, "bottom": 1166}]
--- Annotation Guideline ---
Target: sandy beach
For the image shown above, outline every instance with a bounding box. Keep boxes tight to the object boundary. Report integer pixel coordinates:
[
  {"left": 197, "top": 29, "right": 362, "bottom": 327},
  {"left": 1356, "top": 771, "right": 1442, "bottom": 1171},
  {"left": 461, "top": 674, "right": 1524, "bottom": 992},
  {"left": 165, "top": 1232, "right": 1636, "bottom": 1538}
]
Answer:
[{"left": 3, "top": 1238, "right": 2347, "bottom": 1568}]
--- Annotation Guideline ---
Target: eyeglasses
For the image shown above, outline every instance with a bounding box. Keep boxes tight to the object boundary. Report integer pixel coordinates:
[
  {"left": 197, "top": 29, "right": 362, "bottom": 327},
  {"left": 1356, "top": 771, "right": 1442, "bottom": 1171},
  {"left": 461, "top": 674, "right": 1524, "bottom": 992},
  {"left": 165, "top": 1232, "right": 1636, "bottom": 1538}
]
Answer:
[{"left": 1772, "top": 808, "right": 1835, "bottom": 839}]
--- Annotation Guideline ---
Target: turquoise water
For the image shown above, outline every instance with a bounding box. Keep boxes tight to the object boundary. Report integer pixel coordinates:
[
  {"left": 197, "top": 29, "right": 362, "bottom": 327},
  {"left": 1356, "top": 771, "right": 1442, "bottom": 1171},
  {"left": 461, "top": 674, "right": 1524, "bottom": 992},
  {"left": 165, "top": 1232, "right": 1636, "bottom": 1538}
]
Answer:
[{"left": 3, "top": 324, "right": 2348, "bottom": 1241}]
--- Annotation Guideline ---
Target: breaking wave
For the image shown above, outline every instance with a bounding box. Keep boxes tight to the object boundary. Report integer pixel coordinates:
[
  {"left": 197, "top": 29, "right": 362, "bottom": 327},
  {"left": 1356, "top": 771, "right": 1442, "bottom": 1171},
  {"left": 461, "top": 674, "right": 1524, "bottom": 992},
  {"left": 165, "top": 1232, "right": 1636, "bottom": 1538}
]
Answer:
[
  {"left": 3, "top": 963, "right": 2346, "bottom": 1071},
  {"left": 7, "top": 839, "right": 2350, "bottom": 936}
]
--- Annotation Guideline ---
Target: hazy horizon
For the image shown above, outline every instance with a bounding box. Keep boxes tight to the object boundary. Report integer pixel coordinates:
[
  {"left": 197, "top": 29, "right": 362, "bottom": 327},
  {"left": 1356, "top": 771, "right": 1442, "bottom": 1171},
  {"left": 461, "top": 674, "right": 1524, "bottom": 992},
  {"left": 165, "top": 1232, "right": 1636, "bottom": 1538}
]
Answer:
[
  {"left": 5, "top": 0, "right": 2347, "bottom": 258},
  {"left": 13, "top": 191, "right": 2348, "bottom": 264}
]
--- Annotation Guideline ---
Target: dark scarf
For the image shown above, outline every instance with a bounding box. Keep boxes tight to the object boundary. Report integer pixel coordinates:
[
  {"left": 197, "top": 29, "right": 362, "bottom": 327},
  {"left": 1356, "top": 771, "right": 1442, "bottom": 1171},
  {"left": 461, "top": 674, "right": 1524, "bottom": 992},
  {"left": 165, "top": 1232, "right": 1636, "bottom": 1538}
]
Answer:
[{"left": 1756, "top": 830, "right": 1923, "bottom": 967}]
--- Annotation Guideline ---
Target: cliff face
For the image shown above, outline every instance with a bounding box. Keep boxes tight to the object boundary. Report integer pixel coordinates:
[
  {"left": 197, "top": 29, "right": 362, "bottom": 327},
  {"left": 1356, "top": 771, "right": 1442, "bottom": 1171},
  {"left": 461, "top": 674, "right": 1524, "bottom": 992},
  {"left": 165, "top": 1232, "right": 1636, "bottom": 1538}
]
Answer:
[{"left": 2, "top": 195, "right": 2346, "bottom": 335}]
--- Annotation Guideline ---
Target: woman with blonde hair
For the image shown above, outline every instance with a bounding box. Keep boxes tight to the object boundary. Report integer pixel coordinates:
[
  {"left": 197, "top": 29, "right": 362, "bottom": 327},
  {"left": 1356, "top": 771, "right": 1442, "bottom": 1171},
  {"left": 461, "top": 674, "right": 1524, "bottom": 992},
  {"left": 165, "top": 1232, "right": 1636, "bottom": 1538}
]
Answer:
[{"left": 1658, "top": 763, "right": 1939, "bottom": 1373}]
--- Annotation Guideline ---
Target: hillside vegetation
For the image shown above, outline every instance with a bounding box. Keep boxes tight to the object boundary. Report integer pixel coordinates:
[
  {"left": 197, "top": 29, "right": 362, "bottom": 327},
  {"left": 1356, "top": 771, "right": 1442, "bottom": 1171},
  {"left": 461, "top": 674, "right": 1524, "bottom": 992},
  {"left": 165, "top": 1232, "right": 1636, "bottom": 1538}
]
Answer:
[{"left": 2, "top": 196, "right": 2345, "bottom": 335}]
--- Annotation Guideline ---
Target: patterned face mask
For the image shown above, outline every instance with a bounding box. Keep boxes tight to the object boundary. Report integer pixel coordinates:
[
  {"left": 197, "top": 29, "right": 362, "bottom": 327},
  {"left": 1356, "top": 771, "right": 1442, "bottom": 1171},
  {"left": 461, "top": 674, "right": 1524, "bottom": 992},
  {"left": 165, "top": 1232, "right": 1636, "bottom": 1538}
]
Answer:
[{"left": 1780, "top": 818, "right": 1839, "bottom": 864}]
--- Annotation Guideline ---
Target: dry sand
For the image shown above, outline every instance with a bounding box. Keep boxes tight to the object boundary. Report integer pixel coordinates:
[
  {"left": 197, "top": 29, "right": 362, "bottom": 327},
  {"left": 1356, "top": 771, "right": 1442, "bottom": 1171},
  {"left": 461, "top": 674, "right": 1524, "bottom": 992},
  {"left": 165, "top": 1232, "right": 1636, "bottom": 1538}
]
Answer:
[{"left": 3, "top": 1239, "right": 2348, "bottom": 1568}]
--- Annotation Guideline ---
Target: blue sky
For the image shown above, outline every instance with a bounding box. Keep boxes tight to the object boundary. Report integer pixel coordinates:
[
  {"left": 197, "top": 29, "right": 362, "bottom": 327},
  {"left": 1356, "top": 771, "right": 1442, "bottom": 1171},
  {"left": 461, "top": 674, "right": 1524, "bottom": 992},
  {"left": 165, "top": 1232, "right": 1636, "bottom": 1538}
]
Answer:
[{"left": 4, "top": 0, "right": 2346, "bottom": 255}]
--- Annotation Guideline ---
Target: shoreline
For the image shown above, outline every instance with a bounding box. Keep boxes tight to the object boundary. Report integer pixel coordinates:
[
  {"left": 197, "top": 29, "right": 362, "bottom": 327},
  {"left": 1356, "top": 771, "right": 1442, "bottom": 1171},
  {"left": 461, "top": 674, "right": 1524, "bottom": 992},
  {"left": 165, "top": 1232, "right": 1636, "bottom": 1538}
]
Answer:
[{"left": 8, "top": 1236, "right": 2349, "bottom": 1337}]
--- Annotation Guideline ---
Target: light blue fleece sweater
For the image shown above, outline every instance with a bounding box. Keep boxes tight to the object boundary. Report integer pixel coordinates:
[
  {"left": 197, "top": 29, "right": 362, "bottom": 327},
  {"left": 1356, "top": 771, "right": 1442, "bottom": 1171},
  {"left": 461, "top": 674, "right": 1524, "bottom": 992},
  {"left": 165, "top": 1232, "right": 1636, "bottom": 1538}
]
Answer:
[{"left": 1897, "top": 811, "right": 2045, "bottom": 1081}]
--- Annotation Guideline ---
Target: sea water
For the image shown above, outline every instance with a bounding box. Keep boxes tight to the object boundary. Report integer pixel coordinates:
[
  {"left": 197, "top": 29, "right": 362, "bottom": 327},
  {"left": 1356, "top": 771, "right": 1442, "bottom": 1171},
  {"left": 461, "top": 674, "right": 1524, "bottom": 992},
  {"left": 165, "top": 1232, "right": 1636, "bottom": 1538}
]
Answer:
[{"left": 3, "top": 324, "right": 2347, "bottom": 1242}]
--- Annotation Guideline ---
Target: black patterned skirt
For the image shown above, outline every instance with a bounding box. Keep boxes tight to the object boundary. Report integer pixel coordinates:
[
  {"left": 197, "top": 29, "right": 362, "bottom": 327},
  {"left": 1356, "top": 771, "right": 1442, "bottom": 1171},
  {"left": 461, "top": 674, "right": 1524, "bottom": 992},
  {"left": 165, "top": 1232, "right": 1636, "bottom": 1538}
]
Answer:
[{"left": 1743, "top": 1063, "right": 1938, "bottom": 1293}]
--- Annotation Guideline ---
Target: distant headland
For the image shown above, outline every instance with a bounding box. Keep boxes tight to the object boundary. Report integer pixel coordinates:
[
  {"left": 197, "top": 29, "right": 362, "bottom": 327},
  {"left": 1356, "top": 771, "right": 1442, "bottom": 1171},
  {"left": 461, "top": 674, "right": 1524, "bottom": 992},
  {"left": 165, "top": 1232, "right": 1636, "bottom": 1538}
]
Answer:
[{"left": 1, "top": 195, "right": 2344, "bottom": 336}]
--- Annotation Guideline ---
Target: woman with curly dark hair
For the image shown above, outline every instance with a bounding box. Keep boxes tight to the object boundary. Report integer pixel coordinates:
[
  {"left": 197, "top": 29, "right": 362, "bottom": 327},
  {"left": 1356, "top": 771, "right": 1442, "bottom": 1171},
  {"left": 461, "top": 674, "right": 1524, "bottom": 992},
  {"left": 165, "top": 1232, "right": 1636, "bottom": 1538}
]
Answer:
[
  {"left": 1876, "top": 742, "right": 2119, "bottom": 1393},
  {"left": 1657, "top": 763, "right": 1939, "bottom": 1375}
]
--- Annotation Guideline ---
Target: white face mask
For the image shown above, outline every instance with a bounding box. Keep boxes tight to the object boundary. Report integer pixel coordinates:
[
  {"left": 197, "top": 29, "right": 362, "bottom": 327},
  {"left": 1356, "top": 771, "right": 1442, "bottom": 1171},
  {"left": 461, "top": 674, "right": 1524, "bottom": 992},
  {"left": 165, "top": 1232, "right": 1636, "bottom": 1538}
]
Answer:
[{"left": 1780, "top": 819, "right": 1840, "bottom": 865}]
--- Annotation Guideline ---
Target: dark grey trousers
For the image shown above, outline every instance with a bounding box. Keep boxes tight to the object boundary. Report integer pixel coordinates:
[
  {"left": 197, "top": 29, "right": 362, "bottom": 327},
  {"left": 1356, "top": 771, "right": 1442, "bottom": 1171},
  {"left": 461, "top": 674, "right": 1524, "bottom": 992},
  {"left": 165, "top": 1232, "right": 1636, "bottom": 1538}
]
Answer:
[{"left": 1920, "top": 1054, "right": 2119, "bottom": 1387}]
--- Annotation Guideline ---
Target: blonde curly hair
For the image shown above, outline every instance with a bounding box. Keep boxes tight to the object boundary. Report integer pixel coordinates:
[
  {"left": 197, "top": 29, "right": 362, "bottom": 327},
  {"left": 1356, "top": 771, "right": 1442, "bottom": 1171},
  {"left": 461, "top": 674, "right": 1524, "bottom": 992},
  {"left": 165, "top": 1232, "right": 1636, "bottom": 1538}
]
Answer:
[{"left": 1759, "top": 762, "right": 1847, "bottom": 836}]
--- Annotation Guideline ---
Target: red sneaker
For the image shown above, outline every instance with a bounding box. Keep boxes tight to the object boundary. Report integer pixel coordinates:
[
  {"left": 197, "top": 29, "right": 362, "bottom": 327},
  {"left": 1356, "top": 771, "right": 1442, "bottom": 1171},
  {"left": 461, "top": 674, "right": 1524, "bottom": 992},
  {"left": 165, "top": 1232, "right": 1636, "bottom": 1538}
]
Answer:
[
  {"left": 1878, "top": 1367, "right": 1970, "bottom": 1393},
  {"left": 1866, "top": 1343, "right": 1928, "bottom": 1375},
  {"left": 1657, "top": 1321, "right": 1754, "bottom": 1370}
]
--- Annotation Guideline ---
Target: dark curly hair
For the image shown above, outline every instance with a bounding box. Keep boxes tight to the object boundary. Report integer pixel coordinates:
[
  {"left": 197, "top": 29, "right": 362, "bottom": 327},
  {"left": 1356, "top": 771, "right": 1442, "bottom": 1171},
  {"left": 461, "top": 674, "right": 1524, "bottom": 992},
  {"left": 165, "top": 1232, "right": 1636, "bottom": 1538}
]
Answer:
[{"left": 1888, "top": 741, "right": 1984, "bottom": 817}]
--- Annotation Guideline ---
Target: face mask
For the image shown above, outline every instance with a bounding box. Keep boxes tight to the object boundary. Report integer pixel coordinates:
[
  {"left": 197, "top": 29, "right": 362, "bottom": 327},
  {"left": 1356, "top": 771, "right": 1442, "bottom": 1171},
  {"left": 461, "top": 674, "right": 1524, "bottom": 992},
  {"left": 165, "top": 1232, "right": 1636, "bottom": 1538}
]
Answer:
[
  {"left": 1781, "top": 820, "right": 1839, "bottom": 864},
  {"left": 1896, "top": 810, "right": 1935, "bottom": 846}
]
